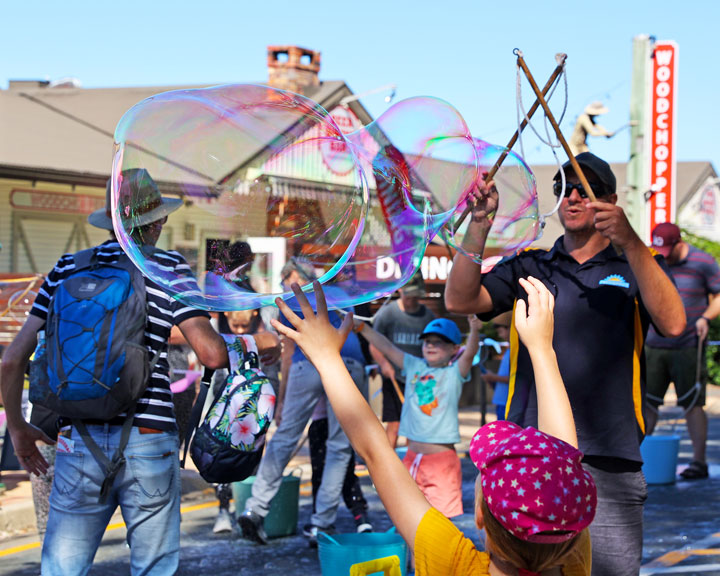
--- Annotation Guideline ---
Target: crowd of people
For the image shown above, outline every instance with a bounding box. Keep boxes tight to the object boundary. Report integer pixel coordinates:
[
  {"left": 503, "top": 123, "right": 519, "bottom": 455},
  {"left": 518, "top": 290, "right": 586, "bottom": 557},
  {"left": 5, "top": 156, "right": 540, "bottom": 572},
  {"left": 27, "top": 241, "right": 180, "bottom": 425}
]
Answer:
[{"left": 0, "top": 151, "right": 718, "bottom": 575}]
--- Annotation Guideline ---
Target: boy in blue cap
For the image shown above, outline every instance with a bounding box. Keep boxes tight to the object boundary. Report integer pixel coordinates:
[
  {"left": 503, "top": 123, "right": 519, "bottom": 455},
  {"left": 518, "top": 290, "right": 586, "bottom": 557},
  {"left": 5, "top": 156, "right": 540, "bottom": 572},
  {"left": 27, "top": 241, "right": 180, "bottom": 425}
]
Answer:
[{"left": 356, "top": 314, "right": 480, "bottom": 517}]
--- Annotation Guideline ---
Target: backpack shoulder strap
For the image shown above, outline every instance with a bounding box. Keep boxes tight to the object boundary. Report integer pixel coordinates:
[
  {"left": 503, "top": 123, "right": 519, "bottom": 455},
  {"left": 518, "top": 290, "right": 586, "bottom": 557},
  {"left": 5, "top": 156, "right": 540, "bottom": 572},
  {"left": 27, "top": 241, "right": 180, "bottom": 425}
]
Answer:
[
  {"left": 72, "top": 247, "right": 97, "bottom": 271},
  {"left": 181, "top": 367, "right": 216, "bottom": 469}
]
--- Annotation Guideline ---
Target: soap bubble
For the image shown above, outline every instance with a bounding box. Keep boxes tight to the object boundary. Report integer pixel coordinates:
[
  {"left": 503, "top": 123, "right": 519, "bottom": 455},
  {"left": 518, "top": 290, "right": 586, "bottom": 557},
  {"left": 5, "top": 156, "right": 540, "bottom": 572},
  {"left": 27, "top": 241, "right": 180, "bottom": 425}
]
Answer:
[
  {"left": 283, "top": 96, "right": 478, "bottom": 309},
  {"left": 111, "top": 84, "right": 367, "bottom": 311},
  {"left": 442, "top": 138, "right": 539, "bottom": 267},
  {"left": 112, "top": 84, "right": 534, "bottom": 311}
]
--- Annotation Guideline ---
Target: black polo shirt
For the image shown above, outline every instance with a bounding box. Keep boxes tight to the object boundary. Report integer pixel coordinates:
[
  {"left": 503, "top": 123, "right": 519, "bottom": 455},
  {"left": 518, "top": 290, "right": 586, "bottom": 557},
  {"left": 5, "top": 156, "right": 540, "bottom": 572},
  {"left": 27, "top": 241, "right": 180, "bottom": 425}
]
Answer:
[{"left": 479, "top": 236, "right": 671, "bottom": 463}]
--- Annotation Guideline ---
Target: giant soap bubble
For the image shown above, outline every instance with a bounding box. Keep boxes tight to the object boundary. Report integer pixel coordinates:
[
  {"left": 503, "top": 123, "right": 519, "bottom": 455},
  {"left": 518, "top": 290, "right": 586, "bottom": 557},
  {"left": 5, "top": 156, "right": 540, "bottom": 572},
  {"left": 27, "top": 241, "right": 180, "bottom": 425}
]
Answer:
[
  {"left": 112, "top": 85, "right": 481, "bottom": 310},
  {"left": 111, "top": 84, "right": 369, "bottom": 311},
  {"left": 112, "top": 84, "right": 538, "bottom": 310},
  {"left": 284, "top": 96, "right": 479, "bottom": 309}
]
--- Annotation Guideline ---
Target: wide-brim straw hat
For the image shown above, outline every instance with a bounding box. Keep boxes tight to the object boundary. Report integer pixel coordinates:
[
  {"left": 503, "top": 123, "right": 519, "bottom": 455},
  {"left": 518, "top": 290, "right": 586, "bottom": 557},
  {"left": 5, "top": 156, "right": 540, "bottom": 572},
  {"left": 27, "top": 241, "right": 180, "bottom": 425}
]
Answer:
[
  {"left": 89, "top": 168, "right": 183, "bottom": 231},
  {"left": 584, "top": 101, "right": 609, "bottom": 116}
]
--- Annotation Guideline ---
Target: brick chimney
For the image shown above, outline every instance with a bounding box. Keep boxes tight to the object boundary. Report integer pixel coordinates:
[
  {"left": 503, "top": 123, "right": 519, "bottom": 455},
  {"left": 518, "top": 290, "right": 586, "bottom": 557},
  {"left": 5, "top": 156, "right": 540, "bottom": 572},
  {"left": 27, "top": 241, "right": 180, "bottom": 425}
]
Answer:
[{"left": 267, "top": 46, "right": 321, "bottom": 94}]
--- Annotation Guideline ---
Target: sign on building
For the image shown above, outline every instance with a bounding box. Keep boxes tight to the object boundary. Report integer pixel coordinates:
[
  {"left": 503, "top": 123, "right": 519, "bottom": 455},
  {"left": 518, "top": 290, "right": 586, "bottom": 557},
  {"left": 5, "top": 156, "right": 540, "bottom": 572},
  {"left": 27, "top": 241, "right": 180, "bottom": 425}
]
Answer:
[{"left": 646, "top": 41, "right": 678, "bottom": 240}]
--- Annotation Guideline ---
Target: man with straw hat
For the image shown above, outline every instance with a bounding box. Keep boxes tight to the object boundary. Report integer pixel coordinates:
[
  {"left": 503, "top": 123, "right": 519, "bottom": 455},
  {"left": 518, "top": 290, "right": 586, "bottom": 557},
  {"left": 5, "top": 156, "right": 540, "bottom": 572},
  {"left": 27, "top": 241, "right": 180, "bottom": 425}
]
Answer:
[
  {"left": 445, "top": 152, "right": 685, "bottom": 576},
  {"left": 0, "top": 168, "right": 263, "bottom": 574},
  {"left": 568, "top": 101, "right": 614, "bottom": 156},
  {"left": 645, "top": 222, "right": 720, "bottom": 480}
]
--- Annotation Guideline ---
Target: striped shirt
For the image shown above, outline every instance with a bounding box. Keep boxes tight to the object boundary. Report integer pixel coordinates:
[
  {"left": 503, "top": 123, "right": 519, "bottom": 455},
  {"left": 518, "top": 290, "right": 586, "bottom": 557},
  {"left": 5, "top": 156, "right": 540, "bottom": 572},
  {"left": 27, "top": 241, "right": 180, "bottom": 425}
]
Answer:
[
  {"left": 647, "top": 244, "right": 720, "bottom": 349},
  {"left": 30, "top": 240, "right": 209, "bottom": 431}
]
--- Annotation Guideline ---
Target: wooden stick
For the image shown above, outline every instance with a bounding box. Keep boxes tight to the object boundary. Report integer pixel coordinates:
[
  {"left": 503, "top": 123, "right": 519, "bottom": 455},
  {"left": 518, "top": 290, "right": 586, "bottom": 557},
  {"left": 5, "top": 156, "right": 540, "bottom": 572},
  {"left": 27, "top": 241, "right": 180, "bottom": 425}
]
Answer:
[
  {"left": 453, "top": 53, "right": 567, "bottom": 234},
  {"left": 0, "top": 276, "right": 40, "bottom": 319},
  {"left": 389, "top": 374, "right": 405, "bottom": 404},
  {"left": 515, "top": 51, "right": 597, "bottom": 202}
]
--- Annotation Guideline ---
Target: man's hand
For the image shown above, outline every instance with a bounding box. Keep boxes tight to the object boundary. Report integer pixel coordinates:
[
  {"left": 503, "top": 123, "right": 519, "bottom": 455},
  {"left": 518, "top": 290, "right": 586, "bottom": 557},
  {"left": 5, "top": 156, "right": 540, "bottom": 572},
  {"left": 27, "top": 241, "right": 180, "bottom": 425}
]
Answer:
[
  {"left": 468, "top": 173, "right": 498, "bottom": 226},
  {"left": 274, "top": 399, "right": 284, "bottom": 427},
  {"left": 514, "top": 276, "right": 555, "bottom": 353},
  {"left": 589, "top": 201, "right": 639, "bottom": 250},
  {"left": 271, "top": 282, "right": 353, "bottom": 370},
  {"left": 8, "top": 421, "right": 54, "bottom": 476},
  {"left": 696, "top": 317, "right": 710, "bottom": 343}
]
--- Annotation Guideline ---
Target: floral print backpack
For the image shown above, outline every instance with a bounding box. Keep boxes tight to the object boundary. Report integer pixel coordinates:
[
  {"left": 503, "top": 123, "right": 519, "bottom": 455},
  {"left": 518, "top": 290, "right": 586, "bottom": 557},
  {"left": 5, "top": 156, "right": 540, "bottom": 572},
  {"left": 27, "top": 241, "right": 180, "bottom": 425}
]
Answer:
[{"left": 182, "top": 335, "right": 276, "bottom": 483}]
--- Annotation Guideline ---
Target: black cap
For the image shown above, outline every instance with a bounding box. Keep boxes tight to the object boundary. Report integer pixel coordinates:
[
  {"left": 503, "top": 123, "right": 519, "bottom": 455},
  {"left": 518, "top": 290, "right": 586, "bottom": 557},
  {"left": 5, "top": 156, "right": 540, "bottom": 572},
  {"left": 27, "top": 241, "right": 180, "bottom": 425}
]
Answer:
[{"left": 553, "top": 152, "right": 616, "bottom": 196}]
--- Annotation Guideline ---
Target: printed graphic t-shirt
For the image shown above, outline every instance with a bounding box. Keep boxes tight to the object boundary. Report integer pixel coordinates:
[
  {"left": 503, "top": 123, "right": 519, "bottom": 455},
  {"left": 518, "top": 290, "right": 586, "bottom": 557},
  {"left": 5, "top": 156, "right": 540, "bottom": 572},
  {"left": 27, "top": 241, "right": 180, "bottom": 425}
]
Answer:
[{"left": 398, "top": 355, "right": 470, "bottom": 444}]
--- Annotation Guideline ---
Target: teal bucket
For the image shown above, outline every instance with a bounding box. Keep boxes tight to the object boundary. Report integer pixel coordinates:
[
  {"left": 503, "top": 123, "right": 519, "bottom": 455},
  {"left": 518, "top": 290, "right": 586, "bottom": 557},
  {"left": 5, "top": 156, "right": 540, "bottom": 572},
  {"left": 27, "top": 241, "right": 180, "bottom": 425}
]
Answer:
[
  {"left": 232, "top": 471, "right": 300, "bottom": 538},
  {"left": 641, "top": 435, "right": 680, "bottom": 485},
  {"left": 318, "top": 531, "right": 408, "bottom": 576}
]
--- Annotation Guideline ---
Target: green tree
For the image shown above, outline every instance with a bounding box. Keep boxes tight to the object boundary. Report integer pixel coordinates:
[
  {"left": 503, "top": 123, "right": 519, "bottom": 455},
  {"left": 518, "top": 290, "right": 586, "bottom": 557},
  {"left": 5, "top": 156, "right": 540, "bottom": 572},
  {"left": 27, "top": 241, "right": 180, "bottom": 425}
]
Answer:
[{"left": 681, "top": 230, "right": 720, "bottom": 385}]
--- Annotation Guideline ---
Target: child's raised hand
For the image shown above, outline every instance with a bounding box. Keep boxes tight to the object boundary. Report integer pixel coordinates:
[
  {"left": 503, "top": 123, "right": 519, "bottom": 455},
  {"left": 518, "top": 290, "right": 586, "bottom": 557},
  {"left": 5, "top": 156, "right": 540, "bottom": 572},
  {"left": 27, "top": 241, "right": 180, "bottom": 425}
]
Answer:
[
  {"left": 468, "top": 315, "right": 483, "bottom": 332},
  {"left": 514, "top": 276, "right": 554, "bottom": 352},
  {"left": 270, "top": 281, "right": 353, "bottom": 365}
]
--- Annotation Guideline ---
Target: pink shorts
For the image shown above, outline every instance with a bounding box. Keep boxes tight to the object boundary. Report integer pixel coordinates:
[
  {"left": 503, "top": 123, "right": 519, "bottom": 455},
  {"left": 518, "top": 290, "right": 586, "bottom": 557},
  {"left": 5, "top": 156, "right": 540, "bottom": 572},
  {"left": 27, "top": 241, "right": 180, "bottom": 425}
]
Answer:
[{"left": 403, "top": 448, "right": 463, "bottom": 518}]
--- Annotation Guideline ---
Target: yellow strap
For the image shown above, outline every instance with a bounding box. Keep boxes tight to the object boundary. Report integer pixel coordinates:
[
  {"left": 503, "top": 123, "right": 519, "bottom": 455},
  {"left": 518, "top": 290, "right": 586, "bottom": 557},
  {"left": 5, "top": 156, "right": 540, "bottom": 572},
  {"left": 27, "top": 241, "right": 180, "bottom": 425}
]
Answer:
[{"left": 349, "top": 555, "right": 402, "bottom": 576}]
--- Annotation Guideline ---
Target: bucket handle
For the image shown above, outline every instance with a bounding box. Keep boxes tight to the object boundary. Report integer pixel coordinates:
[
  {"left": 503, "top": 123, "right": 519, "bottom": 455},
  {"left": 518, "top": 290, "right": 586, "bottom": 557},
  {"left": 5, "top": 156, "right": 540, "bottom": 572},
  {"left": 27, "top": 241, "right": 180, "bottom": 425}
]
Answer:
[
  {"left": 285, "top": 466, "right": 303, "bottom": 479},
  {"left": 317, "top": 532, "right": 342, "bottom": 546}
]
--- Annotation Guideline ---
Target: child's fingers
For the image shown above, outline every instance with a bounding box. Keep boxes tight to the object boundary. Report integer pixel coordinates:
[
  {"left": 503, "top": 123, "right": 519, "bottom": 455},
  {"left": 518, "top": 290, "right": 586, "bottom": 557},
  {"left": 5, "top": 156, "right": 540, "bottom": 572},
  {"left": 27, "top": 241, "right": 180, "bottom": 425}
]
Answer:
[
  {"left": 526, "top": 276, "right": 550, "bottom": 310},
  {"left": 291, "top": 282, "right": 315, "bottom": 321},
  {"left": 519, "top": 277, "right": 539, "bottom": 313},
  {"left": 274, "top": 296, "right": 303, "bottom": 330},
  {"left": 515, "top": 298, "right": 527, "bottom": 327},
  {"left": 313, "top": 280, "right": 327, "bottom": 318},
  {"left": 339, "top": 312, "right": 354, "bottom": 340},
  {"left": 270, "top": 316, "right": 297, "bottom": 341}
]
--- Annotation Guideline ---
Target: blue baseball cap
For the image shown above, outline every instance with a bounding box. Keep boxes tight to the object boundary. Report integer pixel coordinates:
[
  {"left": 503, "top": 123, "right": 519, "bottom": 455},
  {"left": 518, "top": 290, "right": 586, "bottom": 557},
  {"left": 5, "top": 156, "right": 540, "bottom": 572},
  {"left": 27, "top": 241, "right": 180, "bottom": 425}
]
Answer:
[{"left": 420, "top": 318, "right": 462, "bottom": 345}]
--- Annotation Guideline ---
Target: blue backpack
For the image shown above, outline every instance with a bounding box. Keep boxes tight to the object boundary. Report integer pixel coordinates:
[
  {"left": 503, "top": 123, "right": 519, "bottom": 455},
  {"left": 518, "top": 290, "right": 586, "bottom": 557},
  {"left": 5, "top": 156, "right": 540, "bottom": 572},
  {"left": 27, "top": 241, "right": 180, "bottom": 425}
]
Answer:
[
  {"left": 30, "top": 248, "right": 157, "bottom": 419},
  {"left": 30, "top": 248, "right": 159, "bottom": 502}
]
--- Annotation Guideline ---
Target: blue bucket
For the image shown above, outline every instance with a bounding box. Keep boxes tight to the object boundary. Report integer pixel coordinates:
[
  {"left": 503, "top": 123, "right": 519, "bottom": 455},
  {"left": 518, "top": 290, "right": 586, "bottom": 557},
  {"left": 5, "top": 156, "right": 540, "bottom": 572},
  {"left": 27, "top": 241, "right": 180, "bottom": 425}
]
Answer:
[
  {"left": 318, "top": 531, "right": 408, "bottom": 576},
  {"left": 641, "top": 435, "right": 680, "bottom": 485}
]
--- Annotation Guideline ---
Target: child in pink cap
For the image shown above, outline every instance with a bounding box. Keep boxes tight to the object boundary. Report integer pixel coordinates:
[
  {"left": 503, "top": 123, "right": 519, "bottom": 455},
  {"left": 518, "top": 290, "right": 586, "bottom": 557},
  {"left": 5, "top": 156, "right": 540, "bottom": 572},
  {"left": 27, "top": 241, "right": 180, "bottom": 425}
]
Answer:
[{"left": 272, "top": 277, "right": 596, "bottom": 575}]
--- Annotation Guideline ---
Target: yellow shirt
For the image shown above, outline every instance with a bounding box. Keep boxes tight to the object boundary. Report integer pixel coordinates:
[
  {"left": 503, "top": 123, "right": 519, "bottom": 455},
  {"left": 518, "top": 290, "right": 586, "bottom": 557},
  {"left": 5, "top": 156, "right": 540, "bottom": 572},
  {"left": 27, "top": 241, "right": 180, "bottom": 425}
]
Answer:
[{"left": 414, "top": 508, "right": 591, "bottom": 576}]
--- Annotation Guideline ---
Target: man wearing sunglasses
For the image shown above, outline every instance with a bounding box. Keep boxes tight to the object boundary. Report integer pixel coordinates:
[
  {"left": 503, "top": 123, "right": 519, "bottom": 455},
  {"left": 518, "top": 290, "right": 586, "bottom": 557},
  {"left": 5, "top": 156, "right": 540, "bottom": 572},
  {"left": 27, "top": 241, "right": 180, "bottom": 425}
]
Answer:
[{"left": 445, "top": 152, "right": 685, "bottom": 576}]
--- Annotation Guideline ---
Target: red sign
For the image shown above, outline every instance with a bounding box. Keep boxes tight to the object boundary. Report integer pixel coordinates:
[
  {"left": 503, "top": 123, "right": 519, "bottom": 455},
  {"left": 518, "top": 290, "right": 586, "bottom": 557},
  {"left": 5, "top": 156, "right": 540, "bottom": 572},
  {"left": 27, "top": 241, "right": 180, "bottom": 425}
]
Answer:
[
  {"left": 10, "top": 189, "right": 105, "bottom": 215},
  {"left": 320, "top": 106, "right": 363, "bottom": 176},
  {"left": 647, "top": 41, "right": 678, "bottom": 240}
]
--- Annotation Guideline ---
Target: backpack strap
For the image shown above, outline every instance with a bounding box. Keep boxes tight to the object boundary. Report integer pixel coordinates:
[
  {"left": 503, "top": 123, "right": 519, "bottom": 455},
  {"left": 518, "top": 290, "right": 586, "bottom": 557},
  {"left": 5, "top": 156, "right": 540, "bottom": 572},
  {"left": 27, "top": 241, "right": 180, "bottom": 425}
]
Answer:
[
  {"left": 72, "top": 247, "right": 97, "bottom": 271},
  {"left": 181, "top": 367, "right": 215, "bottom": 469},
  {"left": 73, "top": 406, "right": 136, "bottom": 504}
]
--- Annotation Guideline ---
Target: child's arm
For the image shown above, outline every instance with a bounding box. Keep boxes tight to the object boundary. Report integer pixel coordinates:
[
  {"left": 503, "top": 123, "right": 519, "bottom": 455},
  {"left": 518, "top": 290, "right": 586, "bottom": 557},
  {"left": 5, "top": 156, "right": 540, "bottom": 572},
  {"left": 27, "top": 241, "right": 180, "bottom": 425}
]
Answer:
[
  {"left": 355, "top": 322, "right": 405, "bottom": 370},
  {"left": 456, "top": 315, "right": 482, "bottom": 378},
  {"left": 514, "top": 276, "right": 577, "bottom": 448},
  {"left": 272, "top": 283, "right": 430, "bottom": 550}
]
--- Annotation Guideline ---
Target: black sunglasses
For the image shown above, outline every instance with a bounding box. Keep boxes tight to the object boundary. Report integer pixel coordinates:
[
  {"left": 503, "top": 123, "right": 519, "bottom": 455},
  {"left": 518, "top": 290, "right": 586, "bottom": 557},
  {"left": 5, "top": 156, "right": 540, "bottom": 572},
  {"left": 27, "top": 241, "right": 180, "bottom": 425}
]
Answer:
[{"left": 552, "top": 180, "right": 606, "bottom": 199}]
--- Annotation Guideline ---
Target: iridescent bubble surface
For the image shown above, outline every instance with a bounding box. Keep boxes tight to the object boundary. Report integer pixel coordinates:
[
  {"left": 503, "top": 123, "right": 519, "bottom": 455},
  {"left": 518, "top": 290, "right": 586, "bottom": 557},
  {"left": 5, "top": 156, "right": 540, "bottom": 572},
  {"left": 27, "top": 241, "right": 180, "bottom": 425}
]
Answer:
[
  {"left": 284, "top": 96, "right": 478, "bottom": 310},
  {"left": 112, "top": 84, "right": 537, "bottom": 310},
  {"left": 443, "top": 139, "right": 539, "bottom": 267},
  {"left": 111, "top": 84, "right": 367, "bottom": 310}
]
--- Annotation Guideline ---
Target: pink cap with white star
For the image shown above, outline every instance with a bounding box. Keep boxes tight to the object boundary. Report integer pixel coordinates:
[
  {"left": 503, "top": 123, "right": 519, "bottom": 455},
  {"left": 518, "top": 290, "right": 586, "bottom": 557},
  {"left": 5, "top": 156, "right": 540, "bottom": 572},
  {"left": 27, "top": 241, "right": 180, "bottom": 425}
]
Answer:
[{"left": 469, "top": 421, "right": 596, "bottom": 543}]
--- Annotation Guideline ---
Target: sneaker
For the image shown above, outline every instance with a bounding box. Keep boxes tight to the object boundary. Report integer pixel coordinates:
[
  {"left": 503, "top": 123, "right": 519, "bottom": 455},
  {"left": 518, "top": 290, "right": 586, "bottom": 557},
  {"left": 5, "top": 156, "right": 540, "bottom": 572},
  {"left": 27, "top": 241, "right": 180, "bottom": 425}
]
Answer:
[
  {"left": 354, "top": 513, "right": 373, "bottom": 534},
  {"left": 213, "top": 508, "right": 233, "bottom": 534},
  {"left": 238, "top": 508, "right": 268, "bottom": 545},
  {"left": 303, "top": 523, "right": 336, "bottom": 548}
]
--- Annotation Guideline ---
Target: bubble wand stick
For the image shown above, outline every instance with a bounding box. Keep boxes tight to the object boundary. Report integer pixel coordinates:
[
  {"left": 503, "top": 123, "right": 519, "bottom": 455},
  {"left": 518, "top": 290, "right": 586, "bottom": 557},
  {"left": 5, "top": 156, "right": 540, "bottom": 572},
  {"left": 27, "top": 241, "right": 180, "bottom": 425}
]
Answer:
[
  {"left": 513, "top": 49, "right": 597, "bottom": 202},
  {"left": 453, "top": 52, "right": 567, "bottom": 234}
]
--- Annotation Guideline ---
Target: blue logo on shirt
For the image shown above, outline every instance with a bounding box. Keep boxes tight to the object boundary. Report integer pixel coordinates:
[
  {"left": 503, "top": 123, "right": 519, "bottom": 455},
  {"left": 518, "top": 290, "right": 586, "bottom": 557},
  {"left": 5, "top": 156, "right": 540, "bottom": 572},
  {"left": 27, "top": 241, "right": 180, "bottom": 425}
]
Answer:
[{"left": 598, "top": 274, "right": 630, "bottom": 288}]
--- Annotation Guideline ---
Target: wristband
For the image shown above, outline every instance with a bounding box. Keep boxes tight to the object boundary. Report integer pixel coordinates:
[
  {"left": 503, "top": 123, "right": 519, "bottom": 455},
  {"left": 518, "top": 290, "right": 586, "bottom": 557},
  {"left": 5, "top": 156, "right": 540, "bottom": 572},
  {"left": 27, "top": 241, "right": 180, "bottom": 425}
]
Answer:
[{"left": 700, "top": 316, "right": 712, "bottom": 323}]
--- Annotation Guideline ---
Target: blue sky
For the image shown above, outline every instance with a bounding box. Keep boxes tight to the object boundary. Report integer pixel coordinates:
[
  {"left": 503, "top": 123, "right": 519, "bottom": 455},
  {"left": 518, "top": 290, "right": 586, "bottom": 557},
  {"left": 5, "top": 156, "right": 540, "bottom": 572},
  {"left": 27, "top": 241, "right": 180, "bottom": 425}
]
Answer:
[{"left": 3, "top": 0, "right": 717, "bottom": 168}]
